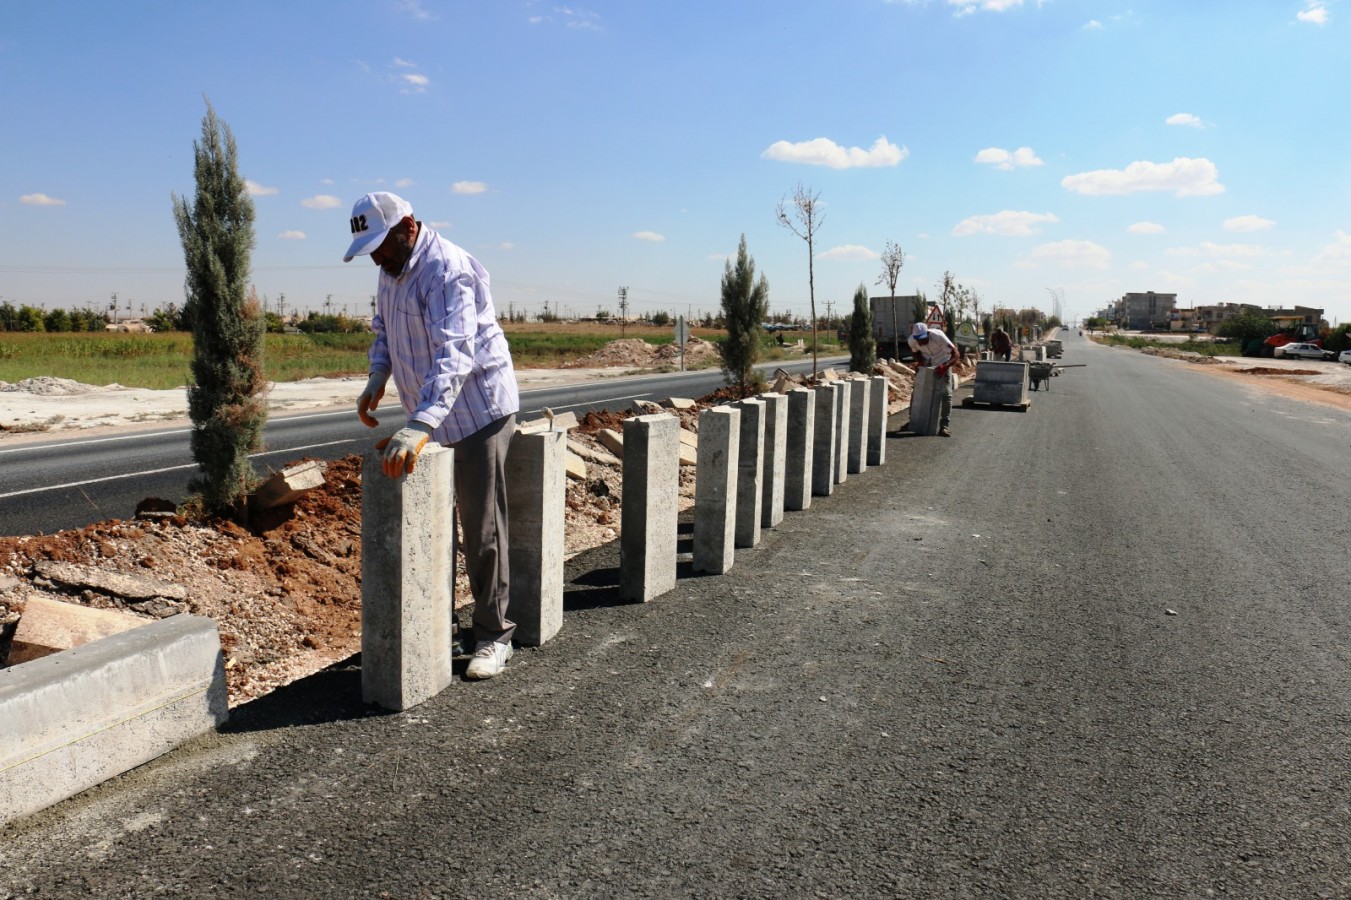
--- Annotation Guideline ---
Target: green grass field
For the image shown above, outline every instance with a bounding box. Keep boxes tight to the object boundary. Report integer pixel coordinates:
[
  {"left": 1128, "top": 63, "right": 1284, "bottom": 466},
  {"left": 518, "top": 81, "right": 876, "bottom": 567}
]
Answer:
[{"left": 0, "top": 323, "right": 840, "bottom": 390}]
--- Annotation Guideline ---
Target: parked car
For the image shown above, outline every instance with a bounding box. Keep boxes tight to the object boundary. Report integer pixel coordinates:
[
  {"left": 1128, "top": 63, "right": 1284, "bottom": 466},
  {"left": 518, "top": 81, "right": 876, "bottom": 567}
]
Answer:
[
  {"left": 1340, "top": 349, "right": 1351, "bottom": 366},
  {"left": 1275, "top": 342, "right": 1326, "bottom": 360}
]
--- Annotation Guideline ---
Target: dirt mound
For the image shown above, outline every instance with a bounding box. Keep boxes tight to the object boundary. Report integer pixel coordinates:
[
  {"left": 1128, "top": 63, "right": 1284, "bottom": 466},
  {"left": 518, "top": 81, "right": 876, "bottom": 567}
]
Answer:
[
  {"left": 0, "top": 377, "right": 102, "bottom": 395},
  {"left": 1236, "top": 367, "right": 1322, "bottom": 376},
  {"left": 563, "top": 337, "right": 719, "bottom": 369}
]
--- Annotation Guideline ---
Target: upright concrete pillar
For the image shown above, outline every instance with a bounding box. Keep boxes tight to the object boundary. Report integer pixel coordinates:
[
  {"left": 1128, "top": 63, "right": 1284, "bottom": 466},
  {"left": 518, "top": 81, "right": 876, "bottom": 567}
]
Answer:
[
  {"left": 867, "top": 375, "right": 888, "bottom": 467},
  {"left": 693, "top": 405, "right": 740, "bottom": 575},
  {"left": 620, "top": 414, "right": 680, "bottom": 602},
  {"left": 734, "top": 397, "right": 766, "bottom": 548},
  {"left": 832, "top": 382, "right": 850, "bottom": 485},
  {"left": 506, "top": 428, "right": 567, "bottom": 647},
  {"left": 361, "top": 445, "right": 454, "bottom": 711},
  {"left": 908, "top": 367, "right": 942, "bottom": 436},
  {"left": 758, "top": 392, "right": 788, "bottom": 529},
  {"left": 812, "top": 386, "right": 838, "bottom": 497},
  {"left": 847, "top": 378, "right": 870, "bottom": 475},
  {"left": 784, "top": 388, "right": 815, "bottom": 511}
]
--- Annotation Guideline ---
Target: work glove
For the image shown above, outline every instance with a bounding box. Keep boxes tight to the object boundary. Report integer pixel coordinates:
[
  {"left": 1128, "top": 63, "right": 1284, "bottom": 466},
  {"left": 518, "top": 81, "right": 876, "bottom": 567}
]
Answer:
[
  {"left": 357, "top": 371, "right": 390, "bottom": 428},
  {"left": 376, "top": 421, "right": 434, "bottom": 478}
]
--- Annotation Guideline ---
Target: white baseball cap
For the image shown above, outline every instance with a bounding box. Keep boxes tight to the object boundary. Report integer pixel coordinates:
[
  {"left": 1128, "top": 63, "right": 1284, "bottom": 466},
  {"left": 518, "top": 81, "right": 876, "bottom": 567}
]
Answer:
[
  {"left": 912, "top": 322, "right": 929, "bottom": 340},
  {"left": 343, "top": 192, "right": 413, "bottom": 262}
]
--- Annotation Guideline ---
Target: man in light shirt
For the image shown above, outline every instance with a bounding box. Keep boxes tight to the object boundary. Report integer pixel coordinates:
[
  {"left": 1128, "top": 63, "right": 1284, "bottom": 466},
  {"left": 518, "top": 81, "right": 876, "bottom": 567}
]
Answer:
[
  {"left": 907, "top": 321, "right": 957, "bottom": 438},
  {"left": 344, "top": 192, "right": 521, "bottom": 680}
]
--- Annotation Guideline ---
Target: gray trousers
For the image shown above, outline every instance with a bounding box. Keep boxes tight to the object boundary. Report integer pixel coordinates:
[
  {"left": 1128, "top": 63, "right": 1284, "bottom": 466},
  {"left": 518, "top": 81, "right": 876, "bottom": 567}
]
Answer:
[
  {"left": 449, "top": 413, "right": 516, "bottom": 645},
  {"left": 938, "top": 370, "right": 953, "bottom": 428}
]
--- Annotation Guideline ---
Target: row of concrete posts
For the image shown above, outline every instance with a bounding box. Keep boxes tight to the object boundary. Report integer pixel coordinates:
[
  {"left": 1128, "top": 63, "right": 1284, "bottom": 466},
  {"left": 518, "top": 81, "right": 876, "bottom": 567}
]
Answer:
[{"left": 361, "top": 375, "right": 897, "bottom": 711}]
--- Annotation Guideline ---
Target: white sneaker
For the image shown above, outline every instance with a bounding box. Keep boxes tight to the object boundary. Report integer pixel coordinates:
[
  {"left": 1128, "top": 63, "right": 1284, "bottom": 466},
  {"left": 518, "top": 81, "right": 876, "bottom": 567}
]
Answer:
[{"left": 465, "top": 640, "right": 513, "bottom": 680}]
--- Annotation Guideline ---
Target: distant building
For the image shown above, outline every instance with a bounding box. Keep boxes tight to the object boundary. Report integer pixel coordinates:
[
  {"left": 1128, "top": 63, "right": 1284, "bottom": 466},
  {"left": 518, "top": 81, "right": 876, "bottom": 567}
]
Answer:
[{"left": 1115, "top": 291, "right": 1177, "bottom": 330}]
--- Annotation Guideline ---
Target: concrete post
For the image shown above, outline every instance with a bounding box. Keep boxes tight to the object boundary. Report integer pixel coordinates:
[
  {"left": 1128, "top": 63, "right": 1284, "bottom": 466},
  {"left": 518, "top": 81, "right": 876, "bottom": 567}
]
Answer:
[
  {"left": 832, "top": 382, "right": 850, "bottom": 485},
  {"left": 812, "top": 386, "right": 837, "bottom": 497},
  {"left": 734, "top": 397, "right": 766, "bottom": 548},
  {"left": 847, "top": 378, "right": 870, "bottom": 475},
  {"left": 620, "top": 414, "right": 680, "bottom": 602},
  {"left": 692, "top": 405, "right": 740, "bottom": 575},
  {"left": 506, "top": 428, "right": 567, "bottom": 647},
  {"left": 361, "top": 445, "right": 454, "bottom": 711},
  {"left": 867, "top": 375, "right": 888, "bottom": 467},
  {"left": 758, "top": 392, "right": 788, "bottom": 529},
  {"left": 784, "top": 388, "right": 815, "bottom": 511},
  {"left": 909, "top": 367, "right": 942, "bottom": 436}
]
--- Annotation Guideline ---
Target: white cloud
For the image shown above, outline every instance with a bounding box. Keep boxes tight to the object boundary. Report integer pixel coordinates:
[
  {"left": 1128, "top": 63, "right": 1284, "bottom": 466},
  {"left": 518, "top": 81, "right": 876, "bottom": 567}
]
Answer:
[
  {"left": 762, "top": 136, "right": 908, "bottom": 169},
  {"left": 278, "top": 230, "right": 306, "bottom": 240},
  {"left": 19, "top": 192, "right": 65, "bottom": 206},
  {"left": 1314, "top": 230, "right": 1351, "bottom": 264},
  {"left": 426, "top": 220, "right": 451, "bottom": 229},
  {"left": 393, "top": 57, "right": 418, "bottom": 68},
  {"left": 633, "top": 231, "right": 665, "bottom": 242},
  {"left": 301, "top": 194, "right": 342, "bottom": 210},
  {"left": 1199, "top": 241, "right": 1266, "bottom": 258},
  {"left": 452, "top": 181, "right": 487, "bottom": 195},
  {"left": 953, "top": 210, "right": 1058, "bottom": 237},
  {"left": 1130, "top": 261, "right": 1150, "bottom": 271},
  {"left": 1297, "top": 1, "right": 1329, "bottom": 25},
  {"left": 1196, "top": 260, "right": 1253, "bottom": 274},
  {"left": 1020, "top": 240, "right": 1112, "bottom": 270},
  {"left": 1223, "top": 215, "right": 1274, "bottom": 232},
  {"left": 1083, "top": 19, "right": 1104, "bottom": 30},
  {"left": 1128, "top": 221, "right": 1166, "bottom": 234},
  {"left": 1165, "top": 113, "right": 1204, "bottom": 128},
  {"left": 498, "top": 242, "right": 515, "bottom": 251},
  {"left": 321, "top": 178, "right": 335, "bottom": 186},
  {"left": 947, "top": 0, "right": 1028, "bottom": 14},
  {"left": 1061, "top": 157, "right": 1224, "bottom": 197},
  {"left": 246, "top": 180, "right": 278, "bottom": 196},
  {"left": 397, "top": 0, "right": 433, "bottom": 20},
  {"left": 402, "top": 73, "right": 429, "bottom": 92},
  {"left": 817, "top": 244, "right": 879, "bottom": 261},
  {"left": 394, "top": 178, "right": 415, "bottom": 188},
  {"left": 974, "top": 146, "right": 1043, "bottom": 170},
  {"left": 529, "top": 6, "right": 602, "bottom": 29}
]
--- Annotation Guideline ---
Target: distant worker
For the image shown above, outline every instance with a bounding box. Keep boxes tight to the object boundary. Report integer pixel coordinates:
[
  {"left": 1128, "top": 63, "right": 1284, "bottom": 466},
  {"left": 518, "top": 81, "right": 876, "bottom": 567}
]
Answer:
[
  {"left": 345, "top": 192, "right": 521, "bottom": 680},
  {"left": 990, "top": 326, "right": 1013, "bottom": 362},
  {"left": 908, "top": 322, "right": 958, "bottom": 438}
]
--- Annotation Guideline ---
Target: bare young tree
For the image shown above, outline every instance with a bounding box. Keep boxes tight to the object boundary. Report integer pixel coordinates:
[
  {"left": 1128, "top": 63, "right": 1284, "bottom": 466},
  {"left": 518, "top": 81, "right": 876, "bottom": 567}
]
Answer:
[
  {"left": 776, "top": 183, "right": 825, "bottom": 377},
  {"left": 875, "top": 240, "right": 905, "bottom": 358}
]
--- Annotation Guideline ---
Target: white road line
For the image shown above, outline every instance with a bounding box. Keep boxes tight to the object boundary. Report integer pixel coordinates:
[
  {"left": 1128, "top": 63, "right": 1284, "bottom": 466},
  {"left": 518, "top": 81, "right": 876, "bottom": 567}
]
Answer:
[{"left": 0, "top": 439, "right": 357, "bottom": 500}]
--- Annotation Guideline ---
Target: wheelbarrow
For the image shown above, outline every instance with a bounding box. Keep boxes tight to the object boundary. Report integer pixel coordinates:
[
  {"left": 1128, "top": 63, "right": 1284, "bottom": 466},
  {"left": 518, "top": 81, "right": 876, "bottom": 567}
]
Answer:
[{"left": 1028, "top": 362, "right": 1086, "bottom": 391}]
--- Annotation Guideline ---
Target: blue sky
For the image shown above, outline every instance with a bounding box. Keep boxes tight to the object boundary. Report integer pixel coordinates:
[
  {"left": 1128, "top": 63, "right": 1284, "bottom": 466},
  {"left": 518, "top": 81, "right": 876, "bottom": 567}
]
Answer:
[{"left": 3, "top": 0, "right": 1348, "bottom": 327}]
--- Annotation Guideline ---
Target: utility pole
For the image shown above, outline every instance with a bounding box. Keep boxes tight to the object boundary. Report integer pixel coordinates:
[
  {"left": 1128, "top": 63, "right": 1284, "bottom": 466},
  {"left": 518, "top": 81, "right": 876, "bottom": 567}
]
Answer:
[
  {"left": 618, "top": 286, "right": 629, "bottom": 337},
  {"left": 109, "top": 292, "right": 118, "bottom": 325},
  {"left": 277, "top": 293, "right": 286, "bottom": 322},
  {"left": 325, "top": 294, "right": 333, "bottom": 316}
]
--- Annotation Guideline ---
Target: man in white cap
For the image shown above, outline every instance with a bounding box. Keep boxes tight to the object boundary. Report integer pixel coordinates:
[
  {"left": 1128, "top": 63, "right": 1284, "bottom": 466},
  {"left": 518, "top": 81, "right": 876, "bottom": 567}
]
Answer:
[
  {"left": 345, "top": 192, "right": 520, "bottom": 679},
  {"left": 907, "top": 321, "right": 957, "bottom": 437}
]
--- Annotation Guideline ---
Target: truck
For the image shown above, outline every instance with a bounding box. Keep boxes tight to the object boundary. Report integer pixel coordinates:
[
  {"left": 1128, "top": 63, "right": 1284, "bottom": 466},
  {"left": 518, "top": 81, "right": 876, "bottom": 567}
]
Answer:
[{"left": 870, "top": 295, "right": 925, "bottom": 360}]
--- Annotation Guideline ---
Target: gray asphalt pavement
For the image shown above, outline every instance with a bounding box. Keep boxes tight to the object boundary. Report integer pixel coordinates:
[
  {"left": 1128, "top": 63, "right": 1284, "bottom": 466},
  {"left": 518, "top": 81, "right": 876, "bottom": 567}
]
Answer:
[{"left": 4, "top": 333, "right": 1351, "bottom": 898}]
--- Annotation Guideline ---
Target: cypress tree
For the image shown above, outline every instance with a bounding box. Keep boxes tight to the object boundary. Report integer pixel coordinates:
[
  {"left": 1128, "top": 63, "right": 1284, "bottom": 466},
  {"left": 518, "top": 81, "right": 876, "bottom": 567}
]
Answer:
[
  {"left": 172, "top": 102, "right": 266, "bottom": 518},
  {"left": 719, "top": 234, "right": 770, "bottom": 398},
  {"left": 848, "top": 283, "right": 875, "bottom": 373}
]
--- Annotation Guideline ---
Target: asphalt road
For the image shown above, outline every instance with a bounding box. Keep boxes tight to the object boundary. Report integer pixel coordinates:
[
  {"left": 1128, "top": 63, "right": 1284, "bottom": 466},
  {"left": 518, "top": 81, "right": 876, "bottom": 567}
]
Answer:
[
  {"left": 0, "top": 358, "right": 833, "bottom": 536},
  {"left": 4, "top": 333, "right": 1351, "bottom": 898}
]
